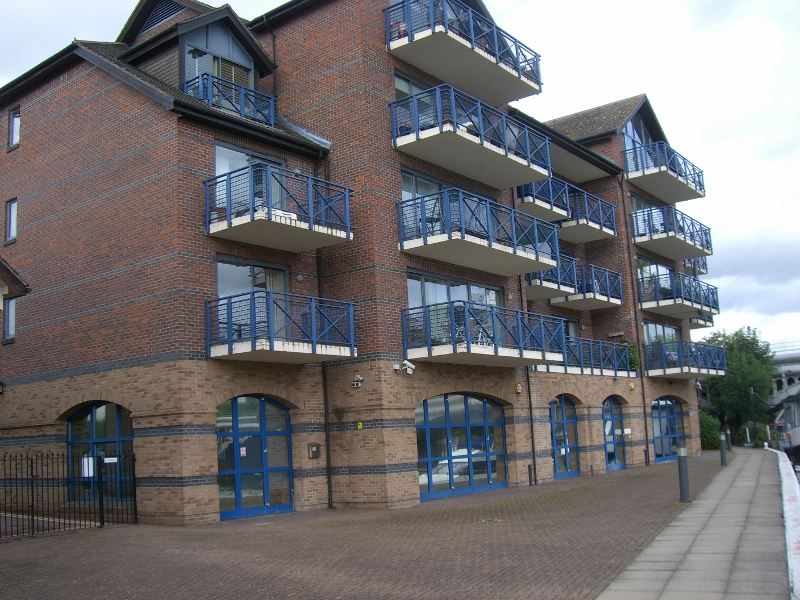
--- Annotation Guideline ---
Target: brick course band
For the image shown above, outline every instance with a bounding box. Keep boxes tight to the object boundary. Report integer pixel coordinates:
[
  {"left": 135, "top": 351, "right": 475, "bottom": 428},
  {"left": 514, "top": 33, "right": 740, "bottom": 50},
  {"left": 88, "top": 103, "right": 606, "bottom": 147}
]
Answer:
[
  {"left": 137, "top": 476, "right": 217, "bottom": 488},
  {"left": 331, "top": 463, "right": 417, "bottom": 475},
  {"left": 330, "top": 419, "right": 415, "bottom": 431},
  {"left": 0, "top": 434, "right": 64, "bottom": 446},
  {"left": 293, "top": 467, "right": 328, "bottom": 479},
  {"left": 135, "top": 425, "right": 216, "bottom": 437}
]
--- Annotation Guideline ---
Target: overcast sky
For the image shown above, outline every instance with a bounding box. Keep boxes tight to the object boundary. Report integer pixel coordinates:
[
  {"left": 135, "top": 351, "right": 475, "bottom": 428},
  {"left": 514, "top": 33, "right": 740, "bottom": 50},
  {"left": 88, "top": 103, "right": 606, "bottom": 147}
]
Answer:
[{"left": 1, "top": 0, "right": 798, "bottom": 346}]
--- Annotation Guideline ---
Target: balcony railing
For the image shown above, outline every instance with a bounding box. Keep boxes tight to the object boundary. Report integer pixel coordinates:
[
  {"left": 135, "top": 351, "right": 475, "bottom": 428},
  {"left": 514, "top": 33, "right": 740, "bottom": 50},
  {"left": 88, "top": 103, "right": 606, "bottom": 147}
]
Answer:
[
  {"left": 566, "top": 183, "right": 616, "bottom": 234},
  {"left": 207, "top": 291, "right": 356, "bottom": 359},
  {"left": 397, "top": 188, "right": 558, "bottom": 262},
  {"left": 623, "top": 141, "right": 704, "bottom": 195},
  {"left": 528, "top": 254, "right": 577, "bottom": 290},
  {"left": 645, "top": 341, "right": 726, "bottom": 374},
  {"left": 577, "top": 265, "right": 623, "bottom": 300},
  {"left": 205, "top": 162, "right": 352, "bottom": 237},
  {"left": 185, "top": 74, "right": 276, "bottom": 128},
  {"left": 384, "top": 0, "right": 542, "bottom": 88},
  {"left": 638, "top": 272, "right": 719, "bottom": 313},
  {"left": 390, "top": 84, "right": 551, "bottom": 172},
  {"left": 632, "top": 206, "right": 712, "bottom": 253},
  {"left": 402, "top": 300, "right": 565, "bottom": 360},
  {"left": 563, "top": 337, "right": 632, "bottom": 374},
  {"left": 517, "top": 178, "right": 571, "bottom": 218},
  {"left": 684, "top": 255, "right": 709, "bottom": 276}
]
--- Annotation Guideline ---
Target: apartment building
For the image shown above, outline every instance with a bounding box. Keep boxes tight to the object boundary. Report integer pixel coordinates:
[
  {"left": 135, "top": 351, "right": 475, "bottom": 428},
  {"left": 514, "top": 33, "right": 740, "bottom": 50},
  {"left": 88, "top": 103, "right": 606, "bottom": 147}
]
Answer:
[{"left": 0, "top": 0, "right": 725, "bottom": 524}]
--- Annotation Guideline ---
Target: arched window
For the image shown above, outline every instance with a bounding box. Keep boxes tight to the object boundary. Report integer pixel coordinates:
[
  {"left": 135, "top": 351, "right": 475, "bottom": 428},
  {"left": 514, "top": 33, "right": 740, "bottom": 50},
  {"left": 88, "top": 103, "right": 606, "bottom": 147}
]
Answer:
[
  {"left": 216, "top": 395, "right": 293, "bottom": 520},
  {"left": 651, "top": 398, "right": 685, "bottom": 462},
  {"left": 602, "top": 397, "right": 626, "bottom": 471},
  {"left": 416, "top": 393, "right": 507, "bottom": 500},
  {"left": 550, "top": 395, "right": 579, "bottom": 479},
  {"left": 67, "top": 402, "right": 133, "bottom": 500}
]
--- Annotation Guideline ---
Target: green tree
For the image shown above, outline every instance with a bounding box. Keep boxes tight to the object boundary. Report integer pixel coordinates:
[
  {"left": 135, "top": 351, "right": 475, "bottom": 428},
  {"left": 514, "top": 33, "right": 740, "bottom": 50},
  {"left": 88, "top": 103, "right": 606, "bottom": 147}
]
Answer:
[{"left": 701, "top": 326, "right": 773, "bottom": 444}]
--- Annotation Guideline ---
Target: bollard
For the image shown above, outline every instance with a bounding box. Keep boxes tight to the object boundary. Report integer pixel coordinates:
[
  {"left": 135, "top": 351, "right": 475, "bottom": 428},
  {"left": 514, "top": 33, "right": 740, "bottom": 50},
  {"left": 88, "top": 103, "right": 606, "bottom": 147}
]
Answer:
[
  {"left": 677, "top": 443, "right": 690, "bottom": 503},
  {"left": 719, "top": 433, "right": 727, "bottom": 466},
  {"left": 725, "top": 427, "right": 732, "bottom": 451}
]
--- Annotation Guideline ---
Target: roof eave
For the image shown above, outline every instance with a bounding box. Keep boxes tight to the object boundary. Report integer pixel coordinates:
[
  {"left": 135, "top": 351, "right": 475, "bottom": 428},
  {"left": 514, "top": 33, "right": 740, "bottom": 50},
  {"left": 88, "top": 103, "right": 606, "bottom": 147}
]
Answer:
[
  {"left": 0, "top": 44, "right": 79, "bottom": 106},
  {"left": 0, "top": 258, "right": 31, "bottom": 299}
]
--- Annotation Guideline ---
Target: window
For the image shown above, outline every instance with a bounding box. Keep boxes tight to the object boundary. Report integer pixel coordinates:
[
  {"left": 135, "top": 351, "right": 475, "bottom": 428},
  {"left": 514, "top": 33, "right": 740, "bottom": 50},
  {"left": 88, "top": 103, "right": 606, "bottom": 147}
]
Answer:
[
  {"left": 602, "top": 397, "right": 626, "bottom": 471},
  {"left": 8, "top": 107, "right": 20, "bottom": 147},
  {"left": 401, "top": 171, "right": 441, "bottom": 202},
  {"left": 5, "top": 199, "right": 17, "bottom": 242},
  {"left": 623, "top": 113, "right": 655, "bottom": 153},
  {"left": 394, "top": 74, "right": 428, "bottom": 101},
  {"left": 642, "top": 322, "right": 680, "bottom": 345},
  {"left": 217, "top": 258, "right": 287, "bottom": 298},
  {"left": 214, "top": 57, "right": 250, "bottom": 87},
  {"left": 651, "top": 398, "right": 685, "bottom": 462},
  {"left": 3, "top": 298, "right": 15, "bottom": 341},
  {"left": 211, "top": 145, "right": 284, "bottom": 220},
  {"left": 563, "top": 319, "right": 579, "bottom": 339},
  {"left": 406, "top": 272, "right": 499, "bottom": 308},
  {"left": 550, "top": 395, "right": 579, "bottom": 479}
]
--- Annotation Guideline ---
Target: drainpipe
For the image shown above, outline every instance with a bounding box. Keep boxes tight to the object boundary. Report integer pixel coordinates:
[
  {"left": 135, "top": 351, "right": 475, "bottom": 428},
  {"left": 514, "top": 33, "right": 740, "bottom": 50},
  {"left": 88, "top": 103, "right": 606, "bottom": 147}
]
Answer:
[
  {"left": 268, "top": 26, "right": 278, "bottom": 98},
  {"left": 617, "top": 173, "right": 651, "bottom": 466},
  {"left": 518, "top": 274, "right": 538, "bottom": 485}
]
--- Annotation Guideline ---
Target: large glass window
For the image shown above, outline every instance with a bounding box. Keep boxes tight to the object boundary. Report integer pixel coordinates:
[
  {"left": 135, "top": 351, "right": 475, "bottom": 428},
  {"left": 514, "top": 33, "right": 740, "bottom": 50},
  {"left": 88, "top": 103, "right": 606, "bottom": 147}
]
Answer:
[
  {"left": 651, "top": 398, "right": 685, "bottom": 462},
  {"left": 5, "top": 199, "right": 17, "bottom": 242},
  {"left": 550, "top": 395, "right": 579, "bottom": 479},
  {"left": 8, "top": 107, "right": 20, "bottom": 147},
  {"left": 643, "top": 322, "right": 680, "bottom": 345},
  {"left": 216, "top": 395, "right": 293, "bottom": 519},
  {"left": 623, "top": 114, "right": 655, "bottom": 153},
  {"left": 602, "top": 397, "right": 626, "bottom": 472},
  {"left": 395, "top": 74, "right": 428, "bottom": 101},
  {"left": 216, "top": 259, "right": 287, "bottom": 298},
  {"left": 407, "top": 273, "right": 499, "bottom": 308},
  {"left": 416, "top": 394, "right": 507, "bottom": 500},
  {"left": 67, "top": 402, "right": 134, "bottom": 500},
  {"left": 3, "top": 298, "right": 15, "bottom": 341}
]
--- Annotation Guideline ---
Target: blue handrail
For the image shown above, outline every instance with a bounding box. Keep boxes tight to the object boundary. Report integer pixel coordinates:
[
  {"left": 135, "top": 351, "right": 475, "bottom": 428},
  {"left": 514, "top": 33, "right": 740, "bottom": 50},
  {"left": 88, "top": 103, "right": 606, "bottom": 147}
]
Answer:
[
  {"left": 516, "top": 178, "right": 570, "bottom": 215},
  {"left": 528, "top": 254, "right": 577, "bottom": 289},
  {"left": 684, "top": 255, "right": 709, "bottom": 276},
  {"left": 185, "top": 74, "right": 276, "bottom": 128},
  {"left": 623, "top": 141, "right": 705, "bottom": 194},
  {"left": 390, "top": 84, "right": 551, "bottom": 172},
  {"left": 563, "top": 337, "right": 632, "bottom": 374},
  {"left": 204, "top": 162, "right": 352, "bottom": 237},
  {"left": 401, "top": 300, "right": 565, "bottom": 358},
  {"left": 576, "top": 265, "right": 623, "bottom": 300},
  {"left": 631, "top": 206, "right": 711, "bottom": 253},
  {"left": 384, "top": 0, "right": 542, "bottom": 87},
  {"left": 644, "top": 341, "right": 726, "bottom": 372},
  {"left": 206, "top": 291, "right": 356, "bottom": 357},
  {"left": 397, "top": 188, "right": 558, "bottom": 261},
  {"left": 637, "top": 272, "right": 719, "bottom": 312},
  {"left": 564, "top": 181, "right": 616, "bottom": 233}
]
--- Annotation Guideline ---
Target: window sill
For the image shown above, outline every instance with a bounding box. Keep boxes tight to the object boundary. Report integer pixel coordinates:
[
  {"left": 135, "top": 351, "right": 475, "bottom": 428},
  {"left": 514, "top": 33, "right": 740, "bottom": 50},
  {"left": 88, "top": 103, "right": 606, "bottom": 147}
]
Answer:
[
  {"left": 1, "top": 338, "right": 14, "bottom": 345},
  {"left": 6, "top": 143, "right": 18, "bottom": 153},
  {"left": 3, "top": 237, "right": 16, "bottom": 246}
]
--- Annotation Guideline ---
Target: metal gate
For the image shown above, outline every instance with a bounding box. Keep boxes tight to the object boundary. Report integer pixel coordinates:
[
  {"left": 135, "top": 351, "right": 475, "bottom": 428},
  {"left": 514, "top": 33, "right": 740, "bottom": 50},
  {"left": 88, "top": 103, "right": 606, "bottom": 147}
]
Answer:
[{"left": 0, "top": 452, "right": 137, "bottom": 540}]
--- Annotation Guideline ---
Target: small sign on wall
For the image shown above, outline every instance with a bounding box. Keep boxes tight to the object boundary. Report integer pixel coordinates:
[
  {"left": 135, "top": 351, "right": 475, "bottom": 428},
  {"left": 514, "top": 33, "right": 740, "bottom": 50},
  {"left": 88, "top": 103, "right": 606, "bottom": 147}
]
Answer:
[
  {"left": 240, "top": 447, "right": 247, "bottom": 458},
  {"left": 81, "top": 456, "right": 94, "bottom": 478}
]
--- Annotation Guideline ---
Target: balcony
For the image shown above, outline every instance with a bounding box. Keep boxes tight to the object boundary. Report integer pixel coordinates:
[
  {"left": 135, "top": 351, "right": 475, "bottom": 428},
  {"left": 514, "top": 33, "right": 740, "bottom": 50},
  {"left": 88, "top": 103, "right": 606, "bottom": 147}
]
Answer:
[
  {"left": 526, "top": 254, "right": 577, "bottom": 300},
  {"left": 550, "top": 265, "right": 623, "bottom": 310},
  {"left": 185, "top": 74, "right": 276, "bottom": 128},
  {"left": 556, "top": 181, "right": 616, "bottom": 243},
  {"left": 397, "top": 189, "right": 558, "bottom": 276},
  {"left": 689, "top": 315, "right": 714, "bottom": 329},
  {"left": 534, "top": 337, "right": 635, "bottom": 377},
  {"left": 623, "top": 141, "right": 705, "bottom": 203},
  {"left": 684, "top": 255, "right": 709, "bottom": 277},
  {"left": 632, "top": 206, "right": 712, "bottom": 260},
  {"left": 516, "top": 179, "right": 570, "bottom": 222},
  {"left": 402, "top": 301, "right": 565, "bottom": 367},
  {"left": 390, "top": 85, "right": 551, "bottom": 189},
  {"left": 384, "top": 0, "right": 542, "bottom": 105},
  {"left": 207, "top": 291, "right": 356, "bottom": 363},
  {"left": 205, "top": 163, "right": 352, "bottom": 252},
  {"left": 638, "top": 273, "right": 719, "bottom": 319},
  {"left": 645, "top": 341, "right": 726, "bottom": 379}
]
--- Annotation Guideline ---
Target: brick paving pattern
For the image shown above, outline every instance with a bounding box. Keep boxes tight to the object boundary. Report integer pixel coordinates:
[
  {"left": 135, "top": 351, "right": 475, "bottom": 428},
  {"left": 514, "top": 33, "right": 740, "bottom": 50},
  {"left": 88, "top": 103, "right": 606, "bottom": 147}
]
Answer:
[{"left": 2, "top": 455, "right": 726, "bottom": 600}]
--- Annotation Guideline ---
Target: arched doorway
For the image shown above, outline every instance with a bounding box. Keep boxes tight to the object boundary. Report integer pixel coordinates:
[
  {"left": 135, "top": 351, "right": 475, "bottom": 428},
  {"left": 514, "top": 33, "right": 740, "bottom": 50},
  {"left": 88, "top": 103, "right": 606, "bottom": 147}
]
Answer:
[
  {"left": 67, "top": 402, "right": 133, "bottom": 500},
  {"left": 550, "top": 395, "right": 579, "bottom": 479},
  {"left": 216, "top": 395, "right": 293, "bottom": 520},
  {"left": 651, "top": 397, "right": 685, "bottom": 462},
  {"left": 602, "top": 396, "right": 626, "bottom": 472},
  {"left": 416, "top": 393, "right": 507, "bottom": 500}
]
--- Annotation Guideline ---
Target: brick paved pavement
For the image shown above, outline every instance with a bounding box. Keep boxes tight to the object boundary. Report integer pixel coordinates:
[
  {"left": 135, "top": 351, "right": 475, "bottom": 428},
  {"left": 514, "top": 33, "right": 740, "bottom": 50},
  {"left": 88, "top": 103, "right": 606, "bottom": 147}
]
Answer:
[
  {"left": 1, "top": 454, "right": 725, "bottom": 600},
  {"left": 597, "top": 449, "right": 789, "bottom": 600}
]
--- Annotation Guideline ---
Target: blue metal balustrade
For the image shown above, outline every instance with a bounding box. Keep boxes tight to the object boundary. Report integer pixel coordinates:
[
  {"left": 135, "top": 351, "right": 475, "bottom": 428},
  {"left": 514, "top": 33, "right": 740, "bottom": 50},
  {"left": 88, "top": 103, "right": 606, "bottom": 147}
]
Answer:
[
  {"left": 623, "top": 141, "right": 705, "bottom": 194},
  {"left": 397, "top": 188, "right": 558, "bottom": 260},
  {"left": 402, "top": 301, "right": 565, "bottom": 359},
  {"left": 684, "top": 255, "right": 709, "bottom": 276},
  {"left": 204, "top": 162, "right": 352, "bottom": 236},
  {"left": 185, "top": 74, "right": 276, "bottom": 128},
  {"left": 576, "top": 265, "right": 623, "bottom": 300},
  {"left": 632, "top": 206, "right": 712, "bottom": 253},
  {"left": 638, "top": 272, "right": 719, "bottom": 312},
  {"left": 516, "top": 178, "right": 571, "bottom": 216},
  {"left": 565, "top": 181, "right": 616, "bottom": 234},
  {"left": 563, "top": 337, "right": 632, "bottom": 374},
  {"left": 390, "top": 84, "right": 551, "bottom": 172},
  {"left": 207, "top": 291, "right": 356, "bottom": 357},
  {"left": 528, "top": 254, "right": 577, "bottom": 289},
  {"left": 384, "top": 0, "right": 542, "bottom": 87},
  {"left": 645, "top": 341, "right": 726, "bottom": 373}
]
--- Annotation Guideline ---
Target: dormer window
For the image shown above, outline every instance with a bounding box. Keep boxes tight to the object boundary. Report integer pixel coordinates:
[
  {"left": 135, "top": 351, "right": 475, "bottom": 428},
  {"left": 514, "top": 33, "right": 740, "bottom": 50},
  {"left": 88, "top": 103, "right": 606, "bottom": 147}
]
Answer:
[{"left": 183, "top": 22, "right": 254, "bottom": 88}]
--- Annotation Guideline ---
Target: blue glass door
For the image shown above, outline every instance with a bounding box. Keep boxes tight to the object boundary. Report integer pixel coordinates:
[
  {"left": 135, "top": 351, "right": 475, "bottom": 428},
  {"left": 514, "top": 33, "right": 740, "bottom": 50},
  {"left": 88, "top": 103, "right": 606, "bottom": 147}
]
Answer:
[
  {"left": 602, "top": 397, "right": 626, "bottom": 472},
  {"left": 550, "top": 396, "right": 580, "bottom": 479},
  {"left": 216, "top": 396, "right": 293, "bottom": 520},
  {"left": 651, "top": 398, "right": 685, "bottom": 463}
]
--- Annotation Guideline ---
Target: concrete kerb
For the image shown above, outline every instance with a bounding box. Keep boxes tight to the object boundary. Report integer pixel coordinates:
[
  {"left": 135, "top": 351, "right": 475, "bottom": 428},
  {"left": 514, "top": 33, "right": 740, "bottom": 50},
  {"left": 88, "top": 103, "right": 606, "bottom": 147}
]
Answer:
[{"left": 766, "top": 447, "right": 800, "bottom": 600}]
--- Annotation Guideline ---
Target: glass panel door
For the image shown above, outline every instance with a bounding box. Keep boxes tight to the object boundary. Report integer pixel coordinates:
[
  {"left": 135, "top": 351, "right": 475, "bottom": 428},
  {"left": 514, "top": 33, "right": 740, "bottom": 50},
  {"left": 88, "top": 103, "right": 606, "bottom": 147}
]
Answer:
[{"left": 602, "top": 397, "right": 626, "bottom": 472}]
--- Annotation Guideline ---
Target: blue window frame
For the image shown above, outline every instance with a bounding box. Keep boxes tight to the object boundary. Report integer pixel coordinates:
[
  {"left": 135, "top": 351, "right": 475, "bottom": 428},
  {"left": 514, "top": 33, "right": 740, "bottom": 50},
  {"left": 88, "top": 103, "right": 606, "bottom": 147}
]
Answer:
[
  {"left": 5, "top": 199, "right": 17, "bottom": 242},
  {"left": 3, "top": 298, "right": 15, "bottom": 341},
  {"left": 67, "top": 402, "right": 134, "bottom": 501},
  {"left": 416, "top": 394, "right": 507, "bottom": 500},
  {"left": 216, "top": 395, "right": 294, "bottom": 520},
  {"left": 550, "top": 395, "right": 579, "bottom": 479},
  {"left": 651, "top": 398, "right": 685, "bottom": 462},
  {"left": 8, "top": 107, "right": 20, "bottom": 147},
  {"left": 602, "top": 397, "right": 626, "bottom": 472}
]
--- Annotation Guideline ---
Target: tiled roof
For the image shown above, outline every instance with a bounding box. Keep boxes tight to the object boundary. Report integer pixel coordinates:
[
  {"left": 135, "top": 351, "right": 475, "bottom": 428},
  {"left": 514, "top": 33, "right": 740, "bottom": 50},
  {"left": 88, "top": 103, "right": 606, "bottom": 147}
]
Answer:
[{"left": 545, "top": 95, "right": 647, "bottom": 141}]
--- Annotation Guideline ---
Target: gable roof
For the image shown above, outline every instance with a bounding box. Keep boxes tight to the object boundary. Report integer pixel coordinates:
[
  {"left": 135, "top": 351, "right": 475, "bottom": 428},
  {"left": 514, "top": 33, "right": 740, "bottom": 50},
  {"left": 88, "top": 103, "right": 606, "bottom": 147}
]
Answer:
[
  {"left": 0, "top": 258, "right": 30, "bottom": 300},
  {"left": 117, "top": 0, "right": 215, "bottom": 44},
  {"left": 545, "top": 94, "right": 667, "bottom": 144}
]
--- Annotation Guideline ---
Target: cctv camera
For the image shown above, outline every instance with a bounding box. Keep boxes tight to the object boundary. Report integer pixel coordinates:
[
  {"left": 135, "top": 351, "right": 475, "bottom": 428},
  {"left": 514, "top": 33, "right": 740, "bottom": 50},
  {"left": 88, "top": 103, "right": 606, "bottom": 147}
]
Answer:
[
  {"left": 402, "top": 360, "right": 415, "bottom": 371},
  {"left": 353, "top": 375, "right": 365, "bottom": 383}
]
